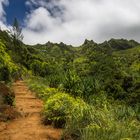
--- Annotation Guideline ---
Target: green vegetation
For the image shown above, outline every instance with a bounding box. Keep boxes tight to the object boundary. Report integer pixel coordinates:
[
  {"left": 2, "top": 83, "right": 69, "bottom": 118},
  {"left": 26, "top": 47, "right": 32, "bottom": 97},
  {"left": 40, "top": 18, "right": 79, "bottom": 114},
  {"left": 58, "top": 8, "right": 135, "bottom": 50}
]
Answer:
[
  {"left": 0, "top": 29, "right": 140, "bottom": 139},
  {"left": 26, "top": 78, "right": 140, "bottom": 140},
  {"left": 0, "top": 41, "right": 19, "bottom": 82}
]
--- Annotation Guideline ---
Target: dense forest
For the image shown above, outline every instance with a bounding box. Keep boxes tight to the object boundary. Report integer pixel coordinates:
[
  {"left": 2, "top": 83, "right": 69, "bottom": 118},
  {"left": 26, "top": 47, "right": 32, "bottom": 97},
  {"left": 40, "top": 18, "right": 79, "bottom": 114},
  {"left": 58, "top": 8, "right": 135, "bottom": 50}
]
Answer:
[{"left": 0, "top": 27, "right": 140, "bottom": 139}]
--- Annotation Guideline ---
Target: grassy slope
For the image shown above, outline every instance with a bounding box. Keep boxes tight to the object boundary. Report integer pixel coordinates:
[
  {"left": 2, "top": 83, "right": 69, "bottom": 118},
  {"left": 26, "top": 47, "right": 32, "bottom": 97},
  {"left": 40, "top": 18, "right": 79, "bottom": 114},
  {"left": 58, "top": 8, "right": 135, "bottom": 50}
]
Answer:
[{"left": 0, "top": 30, "right": 140, "bottom": 139}]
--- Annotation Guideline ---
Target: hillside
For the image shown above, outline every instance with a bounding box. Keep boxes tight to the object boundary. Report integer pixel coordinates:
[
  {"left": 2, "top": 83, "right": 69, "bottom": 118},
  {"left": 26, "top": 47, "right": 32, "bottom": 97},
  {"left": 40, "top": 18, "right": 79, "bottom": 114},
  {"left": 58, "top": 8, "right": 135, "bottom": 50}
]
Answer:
[{"left": 0, "top": 30, "right": 140, "bottom": 140}]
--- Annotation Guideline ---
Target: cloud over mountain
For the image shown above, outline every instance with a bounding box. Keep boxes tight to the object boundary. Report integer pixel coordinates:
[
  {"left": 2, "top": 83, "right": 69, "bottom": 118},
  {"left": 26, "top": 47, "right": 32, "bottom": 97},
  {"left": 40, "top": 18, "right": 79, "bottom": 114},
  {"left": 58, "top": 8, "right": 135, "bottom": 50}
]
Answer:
[
  {"left": 23, "top": 0, "right": 140, "bottom": 45},
  {"left": 1, "top": 0, "right": 140, "bottom": 45}
]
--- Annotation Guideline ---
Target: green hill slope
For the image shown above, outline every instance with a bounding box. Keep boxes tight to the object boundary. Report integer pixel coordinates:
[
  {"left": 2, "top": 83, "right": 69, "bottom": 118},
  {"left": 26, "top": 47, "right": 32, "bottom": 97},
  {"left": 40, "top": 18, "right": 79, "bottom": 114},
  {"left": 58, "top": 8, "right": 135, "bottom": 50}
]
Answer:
[
  {"left": 0, "top": 29, "right": 140, "bottom": 139},
  {"left": 0, "top": 30, "right": 140, "bottom": 104}
]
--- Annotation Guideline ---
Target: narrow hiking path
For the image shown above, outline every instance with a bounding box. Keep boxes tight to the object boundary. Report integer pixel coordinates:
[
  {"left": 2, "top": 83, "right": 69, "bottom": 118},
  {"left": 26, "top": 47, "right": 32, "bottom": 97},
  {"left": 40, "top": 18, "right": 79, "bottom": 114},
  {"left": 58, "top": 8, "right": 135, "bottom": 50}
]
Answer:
[{"left": 0, "top": 81, "right": 62, "bottom": 140}]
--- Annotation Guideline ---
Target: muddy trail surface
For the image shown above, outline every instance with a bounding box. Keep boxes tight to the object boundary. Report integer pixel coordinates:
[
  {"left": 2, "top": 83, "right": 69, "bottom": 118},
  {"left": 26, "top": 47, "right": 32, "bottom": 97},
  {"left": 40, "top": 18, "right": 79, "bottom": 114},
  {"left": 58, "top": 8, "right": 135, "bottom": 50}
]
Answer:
[{"left": 0, "top": 81, "right": 62, "bottom": 140}]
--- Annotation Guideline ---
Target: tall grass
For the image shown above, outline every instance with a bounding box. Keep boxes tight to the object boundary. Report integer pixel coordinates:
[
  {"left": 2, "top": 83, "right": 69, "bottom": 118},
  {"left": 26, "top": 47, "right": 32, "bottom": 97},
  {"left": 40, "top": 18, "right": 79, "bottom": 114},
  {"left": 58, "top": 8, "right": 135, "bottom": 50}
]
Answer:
[{"left": 63, "top": 103, "right": 140, "bottom": 140}]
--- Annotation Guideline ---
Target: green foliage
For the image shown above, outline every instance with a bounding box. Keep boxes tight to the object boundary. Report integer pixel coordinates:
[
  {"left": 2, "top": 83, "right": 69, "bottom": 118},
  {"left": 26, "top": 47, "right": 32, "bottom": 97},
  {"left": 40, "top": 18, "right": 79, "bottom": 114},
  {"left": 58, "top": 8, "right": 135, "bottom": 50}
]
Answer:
[
  {"left": 26, "top": 78, "right": 140, "bottom": 140},
  {"left": 30, "top": 60, "right": 42, "bottom": 76},
  {"left": 43, "top": 93, "right": 78, "bottom": 128},
  {"left": 63, "top": 69, "right": 81, "bottom": 96},
  {"left": 0, "top": 40, "right": 19, "bottom": 82},
  {"left": 0, "top": 28, "right": 140, "bottom": 139},
  {"left": 64, "top": 102, "right": 140, "bottom": 140},
  {"left": 26, "top": 77, "right": 58, "bottom": 99}
]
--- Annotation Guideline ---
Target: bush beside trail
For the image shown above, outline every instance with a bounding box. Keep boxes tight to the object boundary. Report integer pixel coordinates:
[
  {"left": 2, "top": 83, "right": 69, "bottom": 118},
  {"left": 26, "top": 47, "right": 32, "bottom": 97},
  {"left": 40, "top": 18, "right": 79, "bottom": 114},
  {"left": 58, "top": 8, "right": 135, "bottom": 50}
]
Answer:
[{"left": 0, "top": 82, "right": 18, "bottom": 121}]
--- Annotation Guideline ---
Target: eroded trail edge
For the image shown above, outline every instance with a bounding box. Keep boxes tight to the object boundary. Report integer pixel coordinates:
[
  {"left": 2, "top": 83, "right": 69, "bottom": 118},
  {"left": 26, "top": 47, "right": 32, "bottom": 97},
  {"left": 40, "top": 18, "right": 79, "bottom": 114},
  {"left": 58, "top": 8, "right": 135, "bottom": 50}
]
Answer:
[{"left": 0, "top": 81, "right": 61, "bottom": 140}]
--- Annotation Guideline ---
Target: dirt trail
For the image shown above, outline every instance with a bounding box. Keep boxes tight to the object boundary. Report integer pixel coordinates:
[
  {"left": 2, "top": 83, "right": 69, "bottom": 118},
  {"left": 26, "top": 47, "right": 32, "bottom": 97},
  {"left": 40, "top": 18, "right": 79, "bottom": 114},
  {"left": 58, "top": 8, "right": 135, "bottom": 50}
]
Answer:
[{"left": 0, "top": 81, "right": 62, "bottom": 140}]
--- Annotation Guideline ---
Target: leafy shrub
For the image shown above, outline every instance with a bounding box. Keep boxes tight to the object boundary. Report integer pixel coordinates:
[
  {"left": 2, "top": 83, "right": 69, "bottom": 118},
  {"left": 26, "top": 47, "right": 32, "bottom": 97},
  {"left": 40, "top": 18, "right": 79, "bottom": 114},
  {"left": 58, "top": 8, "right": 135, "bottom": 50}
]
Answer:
[
  {"left": 43, "top": 93, "right": 87, "bottom": 128},
  {"left": 47, "top": 74, "right": 64, "bottom": 88},
  {"left": 43, "top": 93, "right": 76, "bottom": 128},
  {"left": 0, "top": 40, "right": 19, "bottom": 82},
  {"left": 63, "top": 70, "right": 81, "bottom": 96},
  {"left": 0, "top": 82, "right": 15, "bottom": 106}
]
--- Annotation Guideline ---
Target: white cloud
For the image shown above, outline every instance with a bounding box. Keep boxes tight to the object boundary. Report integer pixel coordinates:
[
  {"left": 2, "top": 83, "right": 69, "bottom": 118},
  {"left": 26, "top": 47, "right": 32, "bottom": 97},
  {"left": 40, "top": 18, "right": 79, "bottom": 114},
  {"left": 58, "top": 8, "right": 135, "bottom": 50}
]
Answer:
[
  {"left": 23, "top": 0, "right": 140, "bottom": 46},
  {"left": 0, "top": 0, "right": 9, "bottom": 30},
  {"left": 0, "top": 0, "right": 8, "bottom": 18}
]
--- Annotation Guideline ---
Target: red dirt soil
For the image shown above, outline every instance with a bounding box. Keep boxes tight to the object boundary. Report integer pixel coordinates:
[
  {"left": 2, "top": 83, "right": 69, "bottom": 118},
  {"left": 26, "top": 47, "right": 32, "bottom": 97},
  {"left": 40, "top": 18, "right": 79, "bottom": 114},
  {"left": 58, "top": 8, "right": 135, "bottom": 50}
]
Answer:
[{"left": 0, "top": 81, "right": 62, "bottom": 140}]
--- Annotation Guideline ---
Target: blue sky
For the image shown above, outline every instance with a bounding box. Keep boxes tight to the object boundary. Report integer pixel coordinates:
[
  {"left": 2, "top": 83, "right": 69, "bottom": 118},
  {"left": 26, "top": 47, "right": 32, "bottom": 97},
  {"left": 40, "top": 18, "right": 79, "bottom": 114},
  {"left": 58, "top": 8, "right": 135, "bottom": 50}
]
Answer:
[
  {"left": 4, "top": 0, "right": 30, "bottom": 26},
  {"left": 1, "top": 0, "right": 140, "bottom": 45}
]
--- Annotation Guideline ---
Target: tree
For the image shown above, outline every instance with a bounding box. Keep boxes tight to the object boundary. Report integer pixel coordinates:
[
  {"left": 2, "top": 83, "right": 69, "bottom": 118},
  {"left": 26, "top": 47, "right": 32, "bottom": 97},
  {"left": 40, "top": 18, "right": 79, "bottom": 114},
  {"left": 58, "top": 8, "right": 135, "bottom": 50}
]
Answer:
[{"left": 11, "top": 18, "right": 23, "bottom": 42}]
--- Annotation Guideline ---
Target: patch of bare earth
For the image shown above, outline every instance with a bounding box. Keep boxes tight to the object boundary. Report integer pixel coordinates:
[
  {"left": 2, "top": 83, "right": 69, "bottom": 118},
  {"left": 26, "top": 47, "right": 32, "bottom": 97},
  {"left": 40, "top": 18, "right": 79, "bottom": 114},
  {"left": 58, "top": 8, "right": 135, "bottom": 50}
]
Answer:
[{"left": 0, "top": 81, "right": 62, "bottom": 140}]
